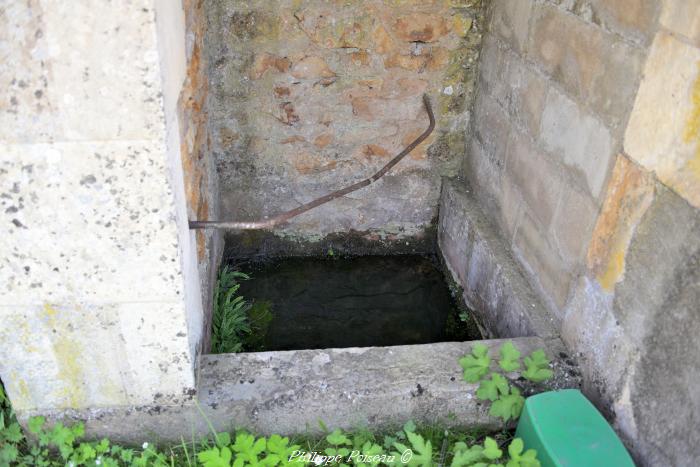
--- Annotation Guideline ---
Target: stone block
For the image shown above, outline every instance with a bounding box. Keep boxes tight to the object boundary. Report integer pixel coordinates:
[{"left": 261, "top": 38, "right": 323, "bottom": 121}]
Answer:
[
  {"left": 0, "top": 141, "right": 186, "bottom": 304},
  {"left": 560, "top": 275, "right": 633, "bottom": 428},
  {"left": 499, "top": 177, "right": 524, "bottom": 243},
  {"left": 393, "top": 13, "right": 450, "bottom": 42},
  {"left": 438, "top": 179, "right": 561, "bottom": 339},
  {"left": 473, "top": 92, "right": 510, "bottom": 174},
  {"left": 660, "top": 0, "right": 700, "bottom": 43},
  {"left": 611, "top": 186, "right": 700, "bottom": 466},
  {"left": 490, "top": 0, "right": 533, "bottom": 53},
  {"left": 466, "top": 90, "right": 512, "bottom": 205},
  {"left": 0, "top": 0, "right": 204, "bottom": 422},
  {"left": 585, "top": 154, "right": 655, "bottom": 291},
  {"left": 478, "top": 38, "right": 547, "bottom": 139},
  {"left": 528, "top": 3, "right": 644, "bottom": 125},
  {"left": 0, "top": 1, "right": 165, "bottom": 143},
  {"left": 477, "top": 34, "right": 506, "bottom": 98},
  {"left": 505, "top": 128, "right": 563, "bottom": 229},
  {"left": 507, "top": 61, "right": 548, "bottom": 139},
  {"left": 588, "top": 0, "right": 660, "bottom": 45},
  {"left": 0, "top": 300, "right": 195, "bottom": 411},
  {"left": 14, "top": 338, "right": 580, "bottom": 444},
  {"left": 550, "top": 179, "right": 600, "bottom": 264},
  {"left": 565, "top": 181, "right": 700, "bottom": 466},
  {"left": 290, "top": 56, "right": 335, "bottom": 79},
  {"left": 539, "top": 88, "right": 613, "bottom": 199},
  {"left": 465, "top": 134, "right": 505, "bottom": 209},
  {"left": 624, "top": 31, "right": 700, "bottom": 209},
  {"left": 513, "top": 210, "right": 573, "bottom": 312}
]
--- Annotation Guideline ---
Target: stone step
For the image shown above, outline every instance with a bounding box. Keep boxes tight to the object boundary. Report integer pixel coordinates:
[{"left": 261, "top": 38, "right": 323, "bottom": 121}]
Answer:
[{"left": 20, "top": 337, "right": 580, "bottom": 444}]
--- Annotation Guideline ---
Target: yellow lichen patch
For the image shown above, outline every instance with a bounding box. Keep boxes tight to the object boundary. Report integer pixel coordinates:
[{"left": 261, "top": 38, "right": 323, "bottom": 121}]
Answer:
[
  {"left": 44, "top": 303, "right": 87, "bottom": 408},
  {"left": 683, "top": 62, "right": 700, "bottom": 180},
  {"left": 687, "top": 152, "right": 700, "bottom": 180},
  {"left": 17, "top": 378, "right": 30, "bottom": 403},
  {"left": 54, "top": 336, "right": 86, "bottom": 408},
  {"left": 44, "top": 303, "right": 58, "bottom": 318},
  {"left": 586, "top": 155, "right": 655, "bottom": 292},
  {"left": 683, "top": 62, "right": 700, "bottom": 145},
  {"left": 453, "top": 14, "right": 472, "bottom": 37},
  {"left": 16, "top": 317, "right": 39, "bottom": 353},
  {"left": 8, "top": 371, "right": 31, "bottom": 409},
  {"left": 598, "top": 250, "right": 626, "bottom": 291}
]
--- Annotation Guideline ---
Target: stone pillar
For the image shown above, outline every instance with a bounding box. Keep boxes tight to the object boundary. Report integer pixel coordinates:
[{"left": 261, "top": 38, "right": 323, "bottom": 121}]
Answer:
[{"left": 0, "top": 1, "right": 203, "bottom": 414}]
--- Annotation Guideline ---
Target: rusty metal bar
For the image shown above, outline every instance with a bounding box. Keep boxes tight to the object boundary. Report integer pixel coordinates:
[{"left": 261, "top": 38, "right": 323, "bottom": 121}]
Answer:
[{"left": 189, "top": 94, "right": 435, "bottom": 231}]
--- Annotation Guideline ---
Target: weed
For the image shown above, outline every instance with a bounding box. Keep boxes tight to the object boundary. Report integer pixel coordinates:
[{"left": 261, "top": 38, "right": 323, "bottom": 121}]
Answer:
[
  {"left": 211, "top": 267, "right": 253, "bottom": 354},
  {"left": 458, "top": 342, "right": 553, "bottom": 423}
]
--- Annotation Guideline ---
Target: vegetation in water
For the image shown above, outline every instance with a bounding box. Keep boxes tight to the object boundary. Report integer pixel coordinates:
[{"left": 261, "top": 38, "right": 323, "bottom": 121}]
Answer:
[
  {"left": 243, "top": 300, "right": 274, "bottom": 351},
  {"left": 211, "top": 266, "right": 275, "bottom": 353},
  {"left": 459, "top": 342, "right": 553, "bottom": 423},
  {"left": 211, "top": 267, "right": 253, "bottom": 354}
]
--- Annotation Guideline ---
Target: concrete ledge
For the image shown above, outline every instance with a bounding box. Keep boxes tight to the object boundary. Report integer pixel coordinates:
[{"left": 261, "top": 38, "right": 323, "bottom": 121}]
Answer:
[
  {"left": 17, "top": 338, "right": 579, "bottom": 444},
  {"left": 438, "top": 178, "right": 560, "bottom": 340}
]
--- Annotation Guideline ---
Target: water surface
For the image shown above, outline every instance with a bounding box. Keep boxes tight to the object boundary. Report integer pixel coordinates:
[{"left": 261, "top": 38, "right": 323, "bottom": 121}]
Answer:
[{"left": 235, "top": 255, "right": 481, "bottom": 351}]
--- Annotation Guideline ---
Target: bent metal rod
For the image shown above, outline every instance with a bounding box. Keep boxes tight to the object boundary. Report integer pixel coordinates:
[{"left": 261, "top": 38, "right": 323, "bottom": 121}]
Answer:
[{"left": 189, "top": 94, "right": 435, "bottom": 231}]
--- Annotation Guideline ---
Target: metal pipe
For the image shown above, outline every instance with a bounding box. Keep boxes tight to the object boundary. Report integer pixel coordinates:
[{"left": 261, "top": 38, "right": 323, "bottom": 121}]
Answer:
[{"left": 189, "top": 93, "right": 435, "bottom": 230}]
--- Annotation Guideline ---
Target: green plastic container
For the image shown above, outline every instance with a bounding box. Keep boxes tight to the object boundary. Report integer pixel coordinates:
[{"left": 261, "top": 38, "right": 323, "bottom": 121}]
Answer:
[{"left": 515, "top": 389, "right": 635, "bottom": 467}]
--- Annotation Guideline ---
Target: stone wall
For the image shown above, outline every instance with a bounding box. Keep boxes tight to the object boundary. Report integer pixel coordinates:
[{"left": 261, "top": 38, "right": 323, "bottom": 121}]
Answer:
[
  {"left": 465, "top": 0, "right": 652, "bottom": 313},
  {"left": 465, "top": 0, "right": 700, "bottom": 464},
  {"left": 179, "top": 0, "right": 223, "bottom": 352},
  {"left": 0, "top": 0, "right": 203, "bottom": 413},
  {"left": 204, "top": 0, "right": 486, "bottom": 248}
]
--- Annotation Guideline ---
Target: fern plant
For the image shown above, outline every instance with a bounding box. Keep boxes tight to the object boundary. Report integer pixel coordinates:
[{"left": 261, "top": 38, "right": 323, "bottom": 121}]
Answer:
[{"left": 211, "top": 267, "right": 253, "bottom": 354}]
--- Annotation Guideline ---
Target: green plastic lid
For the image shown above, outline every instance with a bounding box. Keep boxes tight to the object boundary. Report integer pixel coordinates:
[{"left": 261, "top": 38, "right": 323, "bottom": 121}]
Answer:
[{"left": 515, "top": 389, "right": 635, "bottom": 467}]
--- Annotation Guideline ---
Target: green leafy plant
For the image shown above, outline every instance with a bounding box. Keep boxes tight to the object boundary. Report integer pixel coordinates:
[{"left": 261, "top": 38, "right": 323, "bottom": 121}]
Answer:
[
  {"left": 1, "top": 384, "right": 22, "bottom": 466},
  {"left": 0, "top": 403, "right": 544, "bottom": 467},
  {"left": 459, "top": 343, "right": 491, "bottom": 383},
  {"left": 476, "top": 373, "right": 509, "bottom": 402},
  {"left": 522, "top": 350, "right": 553, "bottom": 383},
  {"left": 212, "top": 266, "right": 253, "bottom": 354},
  {"left": 0, "top": 412, "right": 170, "bottom": 466},
  {"left": 325, "top": 429, "right": 353, "bottom": 466},
  {"left": 489, "top": 387, "right": 525, "bottom": 423},
  {"left": 198, "top": 445, "right": 233, "bottom": 467},
  {"left": 450, "top": 436, "right": 538, "bottom": 467},
  {"left": 198, "top": 430, "right": 303, "bottom": 467},
  {"left": 460, "top": 342, "right": 553, "bottom": 423},
  {"left": 498, "top": 343, "right": 521, "bottom": 373},
  {"left": 390, "top": 424, "right": 432, "bottom": 467},
  {"left": 505, "top": 438, "right": 539, "bottom": 467},
  {"left": 3, "top": 376, "right": 542, "bottom": 466}
]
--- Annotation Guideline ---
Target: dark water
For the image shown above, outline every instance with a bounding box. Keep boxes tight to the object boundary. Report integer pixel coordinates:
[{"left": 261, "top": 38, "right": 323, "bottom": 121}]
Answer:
[{"left": 234, "top": 255, "right": 481, "bottom": 351}]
